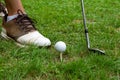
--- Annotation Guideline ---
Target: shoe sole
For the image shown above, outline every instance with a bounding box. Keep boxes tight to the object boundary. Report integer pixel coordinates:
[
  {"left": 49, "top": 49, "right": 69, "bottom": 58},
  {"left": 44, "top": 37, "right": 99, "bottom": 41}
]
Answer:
[{"left": 1, "top": 31, "right": 26, "bottom": 47}]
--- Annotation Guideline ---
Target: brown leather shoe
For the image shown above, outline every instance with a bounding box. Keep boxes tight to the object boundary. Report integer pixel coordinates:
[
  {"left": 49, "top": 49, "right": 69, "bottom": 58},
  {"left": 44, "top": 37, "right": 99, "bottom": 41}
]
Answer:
[{"left": 1, "top": 9, "right": 51, "bottom": 47}]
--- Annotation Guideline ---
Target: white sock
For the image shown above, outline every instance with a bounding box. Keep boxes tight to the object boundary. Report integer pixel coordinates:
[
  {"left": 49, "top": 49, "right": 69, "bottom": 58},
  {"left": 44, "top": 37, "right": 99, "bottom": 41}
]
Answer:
[{"left": 7, "top": 14, "right": 18, "bottom": 22}]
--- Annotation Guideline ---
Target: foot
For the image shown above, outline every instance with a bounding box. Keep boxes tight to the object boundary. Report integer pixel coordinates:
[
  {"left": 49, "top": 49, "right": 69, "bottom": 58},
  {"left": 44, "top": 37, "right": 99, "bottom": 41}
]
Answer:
[{"left": 0, "top": 6, "right": 51, "bottom": 47}]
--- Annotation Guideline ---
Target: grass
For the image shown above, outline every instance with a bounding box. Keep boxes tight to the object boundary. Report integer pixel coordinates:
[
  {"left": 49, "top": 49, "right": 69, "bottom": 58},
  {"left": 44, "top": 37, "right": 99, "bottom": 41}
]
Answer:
[{"left": 0, "top": 0, "right": 120, "bottom": 80}]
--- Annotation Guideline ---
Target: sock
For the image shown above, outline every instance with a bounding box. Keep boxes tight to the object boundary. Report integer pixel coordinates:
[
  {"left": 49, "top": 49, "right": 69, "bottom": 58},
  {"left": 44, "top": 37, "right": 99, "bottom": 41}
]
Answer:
[{"left": 7, "top": 14, "right": 18, "bottom": 22}]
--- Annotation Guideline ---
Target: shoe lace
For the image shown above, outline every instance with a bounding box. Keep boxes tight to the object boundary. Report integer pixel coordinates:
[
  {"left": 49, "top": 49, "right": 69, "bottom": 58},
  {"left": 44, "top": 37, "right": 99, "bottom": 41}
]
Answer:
[{"left": 16, "top": 10, "right": 36, "bottom": 33}]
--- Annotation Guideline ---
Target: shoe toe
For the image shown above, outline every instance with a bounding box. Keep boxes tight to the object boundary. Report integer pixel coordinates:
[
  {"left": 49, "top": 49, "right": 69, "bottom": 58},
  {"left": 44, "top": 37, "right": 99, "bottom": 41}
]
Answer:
[
  {"left": 34, "top": 37, "right": 51, "bottom": 46},
  {"left": 17, "top": 31, "right": 51, "bottom": 47}
]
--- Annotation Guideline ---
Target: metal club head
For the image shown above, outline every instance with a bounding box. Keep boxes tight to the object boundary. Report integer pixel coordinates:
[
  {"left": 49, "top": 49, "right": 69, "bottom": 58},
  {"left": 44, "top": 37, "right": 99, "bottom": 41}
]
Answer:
[{"left": 88, "top": 48, "right": 105, "bottom": 55}]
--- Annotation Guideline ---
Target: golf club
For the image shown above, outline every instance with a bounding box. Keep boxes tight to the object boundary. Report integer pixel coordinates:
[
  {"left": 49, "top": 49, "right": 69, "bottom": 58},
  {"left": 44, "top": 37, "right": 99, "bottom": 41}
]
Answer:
[{"left": 80, "top": 0, "right": 105, "bottom": 55}]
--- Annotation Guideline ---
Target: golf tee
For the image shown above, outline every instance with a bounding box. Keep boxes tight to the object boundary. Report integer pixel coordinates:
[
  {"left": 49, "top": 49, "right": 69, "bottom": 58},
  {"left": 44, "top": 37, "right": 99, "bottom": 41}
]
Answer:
[{"left": 60, "top": 53, "right": 63, "bottom": 62}]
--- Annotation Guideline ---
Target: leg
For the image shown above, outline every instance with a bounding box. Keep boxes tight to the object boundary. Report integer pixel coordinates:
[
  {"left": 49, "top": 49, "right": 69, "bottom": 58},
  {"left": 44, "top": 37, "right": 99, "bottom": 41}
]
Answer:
[{"left": 5, "top": 0, "right": 24, "bottom": 15}]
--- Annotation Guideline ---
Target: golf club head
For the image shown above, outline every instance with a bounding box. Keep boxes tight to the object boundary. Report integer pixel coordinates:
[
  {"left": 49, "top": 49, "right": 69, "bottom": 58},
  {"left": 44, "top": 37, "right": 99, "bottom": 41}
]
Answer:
[{"left": 88, "top": 48, "right": 105, "bottom": 55}]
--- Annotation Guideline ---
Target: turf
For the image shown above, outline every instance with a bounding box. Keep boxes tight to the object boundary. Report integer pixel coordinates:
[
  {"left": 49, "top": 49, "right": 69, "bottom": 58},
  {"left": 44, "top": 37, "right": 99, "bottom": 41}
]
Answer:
[{"left": 0, "top": 0, "right": 120, "bottom": 80}]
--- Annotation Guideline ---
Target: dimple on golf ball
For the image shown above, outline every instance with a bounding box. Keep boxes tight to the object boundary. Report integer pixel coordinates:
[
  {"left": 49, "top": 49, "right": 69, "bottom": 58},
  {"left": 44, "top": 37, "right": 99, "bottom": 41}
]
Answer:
[{"left": 55, "top": 41, "right": 66, "bottom": 52}]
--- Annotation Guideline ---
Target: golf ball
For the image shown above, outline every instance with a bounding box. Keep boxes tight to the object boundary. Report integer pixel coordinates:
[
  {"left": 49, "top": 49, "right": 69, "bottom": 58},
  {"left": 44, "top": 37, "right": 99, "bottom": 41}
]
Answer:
[{"left": 55, "top": 41, "right": 66, "bottom": 52}]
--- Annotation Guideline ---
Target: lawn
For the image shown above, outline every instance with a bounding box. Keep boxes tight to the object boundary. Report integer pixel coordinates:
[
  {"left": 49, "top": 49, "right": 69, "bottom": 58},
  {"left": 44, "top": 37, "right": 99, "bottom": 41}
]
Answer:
[{"left": 0, "top": 0, "right": 120, "bottom": 80}]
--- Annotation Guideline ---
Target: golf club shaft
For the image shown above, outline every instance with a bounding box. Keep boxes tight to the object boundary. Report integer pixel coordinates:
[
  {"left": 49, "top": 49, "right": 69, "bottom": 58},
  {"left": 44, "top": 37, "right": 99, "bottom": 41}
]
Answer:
[{"left": 80, "top": 0, "right": 90, "bottom": 48}]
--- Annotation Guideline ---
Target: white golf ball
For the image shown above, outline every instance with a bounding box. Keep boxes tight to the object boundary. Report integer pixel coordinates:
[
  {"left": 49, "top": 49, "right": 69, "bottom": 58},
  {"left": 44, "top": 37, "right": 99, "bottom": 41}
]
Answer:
[{"left": 55, "top": 41, "right": 66, "bottom": 52}]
